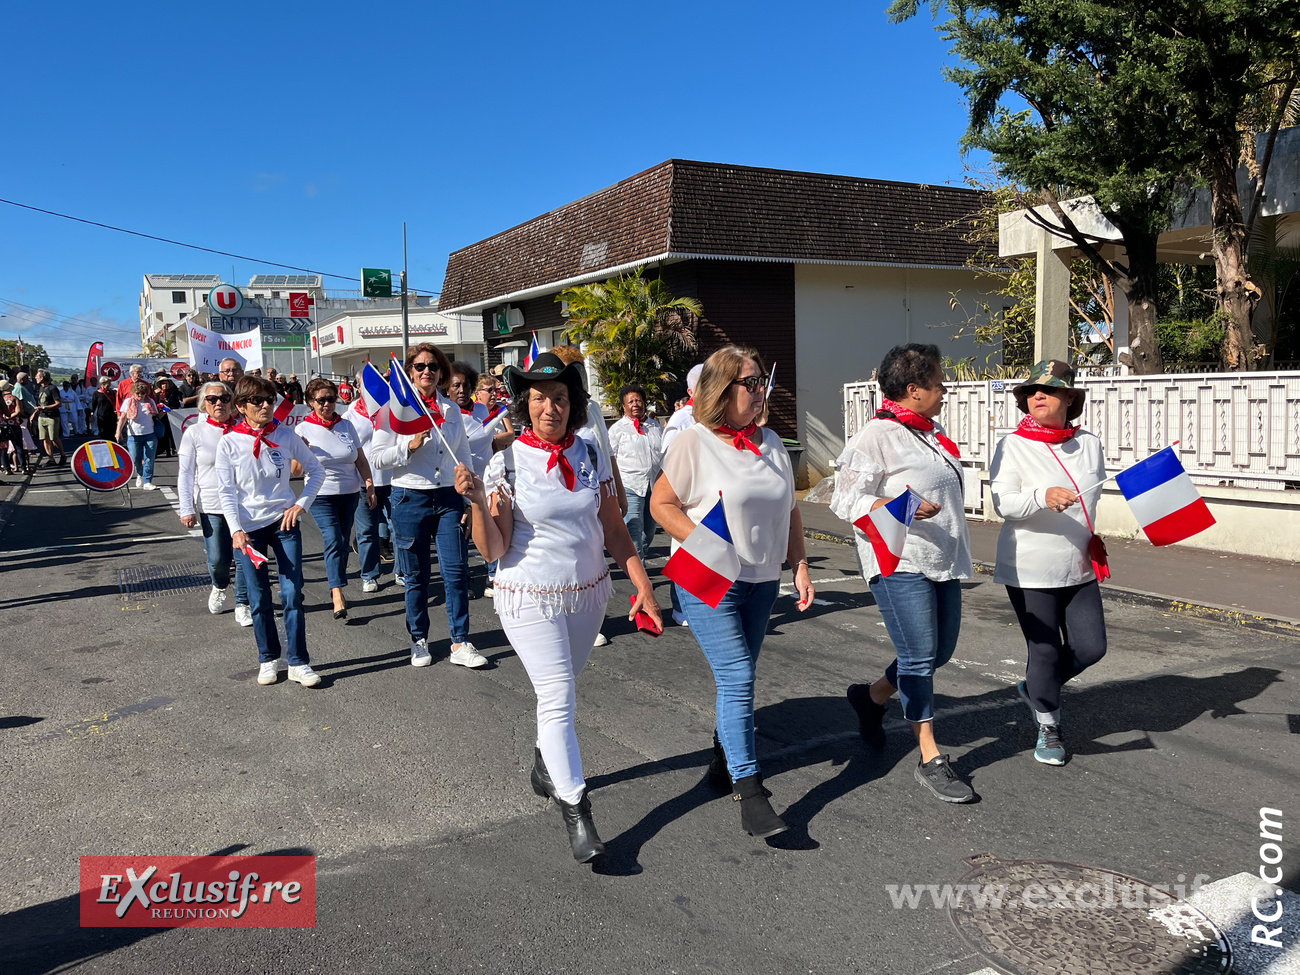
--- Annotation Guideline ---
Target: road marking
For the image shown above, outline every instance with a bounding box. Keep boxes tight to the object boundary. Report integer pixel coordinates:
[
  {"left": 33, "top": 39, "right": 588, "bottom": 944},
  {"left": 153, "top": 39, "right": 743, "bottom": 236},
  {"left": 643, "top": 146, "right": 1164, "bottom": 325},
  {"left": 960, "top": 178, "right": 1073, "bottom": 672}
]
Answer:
[
  {"left": 2, "top": 534, "right": 194, "bottom": 556},
  {"left": 25, "top": 696, "right": 175, "bottom": 745}
]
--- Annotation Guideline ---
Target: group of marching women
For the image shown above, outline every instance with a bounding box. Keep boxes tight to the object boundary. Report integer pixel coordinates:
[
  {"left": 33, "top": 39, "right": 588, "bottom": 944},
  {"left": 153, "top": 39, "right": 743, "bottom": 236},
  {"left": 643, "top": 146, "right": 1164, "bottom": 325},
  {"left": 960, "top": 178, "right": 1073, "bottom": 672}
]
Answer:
[{"left": 175, "top": 340, "right": 1109, "bottom": 866}]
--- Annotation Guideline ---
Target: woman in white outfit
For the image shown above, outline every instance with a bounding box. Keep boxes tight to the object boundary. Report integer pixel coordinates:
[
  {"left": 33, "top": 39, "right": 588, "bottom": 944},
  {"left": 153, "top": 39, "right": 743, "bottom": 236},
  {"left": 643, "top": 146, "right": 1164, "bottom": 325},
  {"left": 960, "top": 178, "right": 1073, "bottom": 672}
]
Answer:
[
  {"left": 455, "top": 352, "right": 661, "bottom": 863},
  {"left": 177, "top": 380, "right": 252, "bottom": 625},
  {"left": 346, "top": 386, "right": 394, "bottom": 593}
]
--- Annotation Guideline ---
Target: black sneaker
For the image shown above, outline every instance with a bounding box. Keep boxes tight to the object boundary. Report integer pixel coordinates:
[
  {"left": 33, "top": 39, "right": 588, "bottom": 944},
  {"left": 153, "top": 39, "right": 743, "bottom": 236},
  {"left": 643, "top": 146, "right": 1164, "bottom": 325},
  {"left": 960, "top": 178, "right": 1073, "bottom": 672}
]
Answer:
[
  {"left": 846, "top": 683, "right": 887, "bottom": 748},
  {"left": 914, "top": 754, "right": 975, "bottom": 803}
]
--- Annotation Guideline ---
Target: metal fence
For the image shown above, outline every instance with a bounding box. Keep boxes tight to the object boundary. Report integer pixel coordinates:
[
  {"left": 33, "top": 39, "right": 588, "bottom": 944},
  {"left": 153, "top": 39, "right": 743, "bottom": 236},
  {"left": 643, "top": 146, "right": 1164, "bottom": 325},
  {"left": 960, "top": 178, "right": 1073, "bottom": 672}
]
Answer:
[{"left": 844, "top": 370, "right": 1300, "bottom": 492}]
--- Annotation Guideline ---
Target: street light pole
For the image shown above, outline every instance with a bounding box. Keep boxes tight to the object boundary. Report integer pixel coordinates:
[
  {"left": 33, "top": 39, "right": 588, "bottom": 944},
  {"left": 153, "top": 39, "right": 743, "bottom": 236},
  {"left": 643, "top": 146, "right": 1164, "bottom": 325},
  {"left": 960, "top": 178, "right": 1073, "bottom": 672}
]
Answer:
[{"left": 401, "top": 222, "right": 409, "bottom": 362}]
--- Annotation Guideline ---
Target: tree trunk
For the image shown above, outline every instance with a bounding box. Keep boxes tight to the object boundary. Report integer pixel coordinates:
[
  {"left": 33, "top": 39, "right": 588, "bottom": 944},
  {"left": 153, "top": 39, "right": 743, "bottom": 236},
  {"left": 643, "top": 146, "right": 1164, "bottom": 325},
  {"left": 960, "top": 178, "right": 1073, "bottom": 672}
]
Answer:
[
  {"left": 1117, "top": 233, "right": 1165, "bottom": 375},
  {"left": 1210, "top": 145, "right": 1256, "bottom": 370}
]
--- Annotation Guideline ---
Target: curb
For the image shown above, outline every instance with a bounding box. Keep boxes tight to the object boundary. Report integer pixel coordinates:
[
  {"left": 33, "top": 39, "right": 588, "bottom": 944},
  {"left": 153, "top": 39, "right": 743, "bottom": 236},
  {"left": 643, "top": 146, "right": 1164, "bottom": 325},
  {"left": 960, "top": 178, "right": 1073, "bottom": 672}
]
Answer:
[
  {"left": 803, "top": 525, "right": 1300, "bottom": 635},
  {"left": 0, "top": 472, "right": 32, "bottom": 540}
]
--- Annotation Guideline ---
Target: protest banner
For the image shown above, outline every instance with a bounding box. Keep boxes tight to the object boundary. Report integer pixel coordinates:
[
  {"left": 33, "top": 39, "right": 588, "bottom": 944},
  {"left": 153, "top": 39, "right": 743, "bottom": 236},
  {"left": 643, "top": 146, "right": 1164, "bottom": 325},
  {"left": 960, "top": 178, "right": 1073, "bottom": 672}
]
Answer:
[{"left": 187, "top": 321, "right": 263, "bottom": 374}]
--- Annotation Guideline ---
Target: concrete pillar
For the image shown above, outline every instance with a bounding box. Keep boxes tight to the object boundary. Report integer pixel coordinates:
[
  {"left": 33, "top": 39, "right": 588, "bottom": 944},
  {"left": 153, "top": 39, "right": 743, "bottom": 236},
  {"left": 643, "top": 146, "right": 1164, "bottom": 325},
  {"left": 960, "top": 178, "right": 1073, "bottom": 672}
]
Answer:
[{"left": 1034, "top": 226, "right": 1071, "bottom": 362}]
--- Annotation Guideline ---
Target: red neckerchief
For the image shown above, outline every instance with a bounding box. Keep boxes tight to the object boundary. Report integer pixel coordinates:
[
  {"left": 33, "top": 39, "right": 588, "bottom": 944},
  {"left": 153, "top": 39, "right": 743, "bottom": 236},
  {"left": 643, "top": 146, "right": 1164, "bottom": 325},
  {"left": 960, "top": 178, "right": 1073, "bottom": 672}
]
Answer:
[
  {"left": 716, "top": 422, "right": 762, "bottom": 456},
  {"left": 205, "top": 416, "right": 234, "bottom": 433},
  {"left": 518, "top": 428, "right": 576, "bottom": 490},
  {"left": 878, "top": 398, "right": 960, "bottom": 459},
  {"left": 232, "top": 419, "right": 278, "bottom": 458},
  {"left": 684, "top": 397, "right": 692, "bottom": 406},
  {"left": 630, "top": 415, "right": 644, "bottom": 435},
  {"left": 303, "top": 411, "right": 343, "bottom": 430},
  {"left": 1012, "top": 415, "right": 1078, "bottom": 443},
  {"left": 419, "top": 392, "right": 445, "bottom": 428},
  {"left": 460, "top": 405, "right": 475, "bottom": 416}
]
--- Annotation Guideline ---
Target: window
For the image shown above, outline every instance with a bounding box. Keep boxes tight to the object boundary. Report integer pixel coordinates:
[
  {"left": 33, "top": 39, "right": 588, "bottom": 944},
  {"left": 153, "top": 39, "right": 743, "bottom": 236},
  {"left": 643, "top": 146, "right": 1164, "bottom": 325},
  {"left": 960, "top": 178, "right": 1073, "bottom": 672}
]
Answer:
[
  {"left": 272, "top": 291, "right": 281, "bottom": 299},
  {"left": 172, "top": 291, "right": 186, "bottom": 304}
]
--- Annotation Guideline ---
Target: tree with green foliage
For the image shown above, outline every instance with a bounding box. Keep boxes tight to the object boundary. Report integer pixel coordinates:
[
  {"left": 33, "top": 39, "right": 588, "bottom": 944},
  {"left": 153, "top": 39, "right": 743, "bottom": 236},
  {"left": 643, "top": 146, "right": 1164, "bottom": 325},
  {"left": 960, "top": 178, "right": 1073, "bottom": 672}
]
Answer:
[
  {"left": 0, "top": 339, "right": 51, "bottom": 372},
  {"left": 557, "top": 268, "right": 700, "bottom": 410}
]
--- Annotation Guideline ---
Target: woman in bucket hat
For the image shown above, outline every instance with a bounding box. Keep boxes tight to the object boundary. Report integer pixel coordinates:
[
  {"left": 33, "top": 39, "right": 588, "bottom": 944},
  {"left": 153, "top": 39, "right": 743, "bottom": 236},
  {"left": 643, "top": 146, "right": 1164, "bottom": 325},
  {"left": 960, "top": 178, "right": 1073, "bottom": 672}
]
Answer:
[
  {"left": 455, "top": 351, "right": 660, "bottom": 864},
  {"left": 989, "top": 359, "right": 1109, "bottom": 765}
]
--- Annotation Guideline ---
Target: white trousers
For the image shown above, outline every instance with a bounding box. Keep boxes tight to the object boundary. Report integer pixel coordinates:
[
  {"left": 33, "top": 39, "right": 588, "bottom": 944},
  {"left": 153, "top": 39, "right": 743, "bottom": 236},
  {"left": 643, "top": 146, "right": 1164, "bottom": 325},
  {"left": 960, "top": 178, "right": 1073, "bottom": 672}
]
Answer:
[{"left": 499, "top": 601, "right": 605, "bottom": 804}]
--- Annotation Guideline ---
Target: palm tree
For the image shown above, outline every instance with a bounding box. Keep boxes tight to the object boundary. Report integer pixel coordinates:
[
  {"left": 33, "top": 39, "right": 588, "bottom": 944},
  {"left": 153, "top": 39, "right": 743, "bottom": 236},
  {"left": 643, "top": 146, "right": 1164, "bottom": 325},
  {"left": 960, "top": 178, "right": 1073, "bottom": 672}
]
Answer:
[
  {"left": 557, "top": 267, "right": 700, "bottom": 410},
  {"left": 144, "top": 335, "right": 177, "bottom": 358}
]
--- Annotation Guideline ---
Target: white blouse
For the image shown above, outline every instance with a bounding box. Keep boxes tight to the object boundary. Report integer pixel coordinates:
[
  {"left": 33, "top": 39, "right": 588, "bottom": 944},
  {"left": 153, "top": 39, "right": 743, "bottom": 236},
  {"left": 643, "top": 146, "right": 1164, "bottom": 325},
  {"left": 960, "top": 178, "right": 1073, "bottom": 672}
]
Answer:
[
  {"left": 215, "top": 425, "right": 325, "bottom": 534},
  {"left": 660, "top": 404, "right": 695, "bottom": 453},
  {"left": 178, "top": 418, "right": 230, "bottom": 517},
  {"left": 296, "top": 416, "right": 364, "bottom": 497},
  {"left": 831, "top": 419, "right": 972, "bottom": 582},
  {"left": 485, "top": 435, "right": 615, "bottom": 619},
  {"left": 608, "top": 415, "right": 664, "bottom": 496},
  {"left": 989, "top": 430, "right": 1106, "bottom": 588},
  {"left": 659, "top": 424, "right": 795, "bottom": 584},
  {"left": 370, "top": 391, "right": 471, "bottom": 491}
]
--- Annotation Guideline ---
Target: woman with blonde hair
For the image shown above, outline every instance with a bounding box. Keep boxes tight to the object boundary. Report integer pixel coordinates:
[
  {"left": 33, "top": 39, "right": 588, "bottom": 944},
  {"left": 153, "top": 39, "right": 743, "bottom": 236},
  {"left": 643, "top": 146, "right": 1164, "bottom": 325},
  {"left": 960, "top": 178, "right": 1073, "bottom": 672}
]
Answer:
[
  {"left": 115, "top": 379, "right": 159, "bottom": 490},
  {"left": 650, "top": 345, "right": 814, "bottom": 839}
]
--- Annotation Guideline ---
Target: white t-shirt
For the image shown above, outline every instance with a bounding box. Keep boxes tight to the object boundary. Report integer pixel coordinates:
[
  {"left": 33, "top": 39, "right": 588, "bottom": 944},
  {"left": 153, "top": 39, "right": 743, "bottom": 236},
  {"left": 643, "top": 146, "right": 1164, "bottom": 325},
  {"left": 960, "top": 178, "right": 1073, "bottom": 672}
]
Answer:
[
  {"left": 661, "top": 404, "right": 695, "bottom": 453},
  {"left": 462, "top": 403, "right": 510, "bottom": 478},
  {"left": 345, "top": 404, "right": 390, "bottom": 488},
  {"left": 178, "top": 417, "right": 230, "bottom": 516},
  {"left": 216, "top": 424, "right": 325, "bottom": 534},
  {"left": 659, "top": 424, "right": 795, "bottom": 583},
  {"left": 608, "top": 415, "right": 664, "bottom": 497},
  {"left": 485, "top": 434, "right": 614, "bottom": 619},
  {"left": 126, "top": 410, "right": 155, "bottom": 437},
  {"left": 990, "top": 430, "right": 1105, "bottom": 588},
  {"left": 831, "top": 419, "right": 972, "bottom": 582},
  {"left": 296, "top": 415, "right": 364, "bottom": 497}
]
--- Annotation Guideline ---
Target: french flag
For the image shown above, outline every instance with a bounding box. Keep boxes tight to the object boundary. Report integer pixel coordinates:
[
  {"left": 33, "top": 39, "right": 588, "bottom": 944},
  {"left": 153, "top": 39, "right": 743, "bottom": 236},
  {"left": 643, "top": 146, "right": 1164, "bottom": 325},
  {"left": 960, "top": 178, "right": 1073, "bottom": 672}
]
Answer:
[
  {"left": 385, "top": 354, "right": 433, "bottom": 435},
  {"left": 1115, "top": 446, "right": 1215, "bottom": 546},
  {"left": 523, "top": 332, "right": 540, "bottom": 370},
  {"left": 853, "top": 488, "right": 923, "bottom": 577},
  {"left": 358, "top": 360, "right": 392, "bottom": 429},
  {"left": 663, "top": 494, "right": 741, "bottom": 609}
]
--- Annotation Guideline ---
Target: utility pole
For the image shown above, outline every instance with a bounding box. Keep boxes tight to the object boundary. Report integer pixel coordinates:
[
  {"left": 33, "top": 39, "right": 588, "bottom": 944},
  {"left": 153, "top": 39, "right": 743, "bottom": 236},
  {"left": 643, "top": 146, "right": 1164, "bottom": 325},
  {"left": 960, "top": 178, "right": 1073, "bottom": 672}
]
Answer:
[{"left": 401, "top": 222, "right": 410, "bottom": 361}]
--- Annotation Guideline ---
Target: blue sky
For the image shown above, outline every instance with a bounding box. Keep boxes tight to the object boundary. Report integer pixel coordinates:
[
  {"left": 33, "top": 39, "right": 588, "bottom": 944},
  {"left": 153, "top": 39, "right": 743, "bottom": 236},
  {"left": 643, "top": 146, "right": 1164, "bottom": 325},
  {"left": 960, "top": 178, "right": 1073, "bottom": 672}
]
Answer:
[{"left": 0, "top": 0, "right": 977, "bottom": 368}]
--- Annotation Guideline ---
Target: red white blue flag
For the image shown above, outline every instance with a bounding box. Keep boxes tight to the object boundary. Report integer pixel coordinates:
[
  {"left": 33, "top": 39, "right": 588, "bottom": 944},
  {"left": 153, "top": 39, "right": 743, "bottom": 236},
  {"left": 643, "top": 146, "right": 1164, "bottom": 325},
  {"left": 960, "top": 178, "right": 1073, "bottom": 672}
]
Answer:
[
  {"left": 1115, "top": 446, "right": 1215, "bottom": 546},
  {"left": 357, "top": 360, "right": 392, "bottom": 429},
  {"left": 853, "top": 487, "right": 923, "bottom": 577},
  {"left": 663, "top": 494, "right": 741, "bottom": 609},
  {"left": 523, "top": 332, "right": 540, "bottom": 370},
  {"left": 385, "top": 354, "right": 433, "bottom": 435}
]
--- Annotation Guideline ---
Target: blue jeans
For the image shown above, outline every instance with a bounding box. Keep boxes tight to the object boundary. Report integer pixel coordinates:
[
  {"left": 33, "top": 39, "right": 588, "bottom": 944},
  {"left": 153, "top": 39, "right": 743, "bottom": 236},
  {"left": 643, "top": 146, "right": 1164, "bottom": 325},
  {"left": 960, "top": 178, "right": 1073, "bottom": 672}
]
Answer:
[
  {"left": 678, "top": 579, "right": 780, "bottom": 781},
  {"left": 869, "top": 572, "right": 962, "bottom": 723},
  {"left": 623, "top": 492, "right": 656, "bottom": 561},
  {"left": 199, "top": 511, "right": 248, "bottom": 605},
  {"left": 353, "top": 484, "right": 391, "bottom": 582},
  {"left": 233, "top": 522, "right": 307, "bottom": 666},
  {"left": 390, "top": 485, "right": 469, "bottom": 643},
  {"left": 310, "top": 493, "right": 359, "bottom": 590},
  {"left": 127, "top": 434, "right": 157, "bottom": 483}
]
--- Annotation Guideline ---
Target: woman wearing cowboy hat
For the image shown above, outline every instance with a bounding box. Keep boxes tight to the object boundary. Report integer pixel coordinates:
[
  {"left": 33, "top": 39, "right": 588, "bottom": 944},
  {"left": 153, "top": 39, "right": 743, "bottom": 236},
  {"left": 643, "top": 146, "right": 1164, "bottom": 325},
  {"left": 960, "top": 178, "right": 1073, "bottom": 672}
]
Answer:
[
  {"left": 455, "top": 351, "right": 660, "bottom": 864},
  {"left": 990, "top": 360, "right": 1109, "bottom": 766}
]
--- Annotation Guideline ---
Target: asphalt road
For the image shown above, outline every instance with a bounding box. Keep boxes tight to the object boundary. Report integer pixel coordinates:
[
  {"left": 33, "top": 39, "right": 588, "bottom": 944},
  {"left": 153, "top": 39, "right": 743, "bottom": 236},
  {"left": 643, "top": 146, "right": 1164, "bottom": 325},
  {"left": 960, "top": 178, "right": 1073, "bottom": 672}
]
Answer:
[{"left": 1, "top": 456, "right": 1297, "bottom": 974}]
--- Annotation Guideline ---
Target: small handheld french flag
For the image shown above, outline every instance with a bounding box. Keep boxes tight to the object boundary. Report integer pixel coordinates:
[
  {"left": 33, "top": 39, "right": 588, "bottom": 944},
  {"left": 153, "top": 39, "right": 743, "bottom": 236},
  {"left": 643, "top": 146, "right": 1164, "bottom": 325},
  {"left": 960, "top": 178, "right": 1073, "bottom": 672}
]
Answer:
[
  {"left": 853, "top": 488, "right": 924, "bottom": 577},
  {"left": 1115, "top": 446, "right": 1215, "bottom": 546},
  {"left": 663, "top": 494, "right": 741, "bottom": 609},
  {"left": 385, "top": 354, "right": 434, "bottom": 436},
  {"left": 523, "top": 332, "right": 540, "bottom": 370},
  {"left": 359, "top": 360, "right": 392, "bottom": 429}
]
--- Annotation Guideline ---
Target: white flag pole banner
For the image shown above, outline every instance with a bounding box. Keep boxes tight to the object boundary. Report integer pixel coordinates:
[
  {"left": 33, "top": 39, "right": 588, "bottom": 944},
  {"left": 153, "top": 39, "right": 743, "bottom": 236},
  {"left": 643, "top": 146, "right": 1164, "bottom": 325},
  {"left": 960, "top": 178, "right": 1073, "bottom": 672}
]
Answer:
[
  {"left": 187, "top": 321, "right": 263, "bottom": 373},
  {"left": 167, "top": 403, "right": 312, "bottom": 447}
]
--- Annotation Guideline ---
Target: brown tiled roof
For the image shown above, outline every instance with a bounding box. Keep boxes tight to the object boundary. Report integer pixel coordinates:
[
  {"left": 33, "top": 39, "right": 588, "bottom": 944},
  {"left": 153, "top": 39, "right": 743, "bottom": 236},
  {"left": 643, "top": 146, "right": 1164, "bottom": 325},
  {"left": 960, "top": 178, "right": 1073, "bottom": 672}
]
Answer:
[{"left": 439, "top": 160, "right": 983, "bottom": 312}]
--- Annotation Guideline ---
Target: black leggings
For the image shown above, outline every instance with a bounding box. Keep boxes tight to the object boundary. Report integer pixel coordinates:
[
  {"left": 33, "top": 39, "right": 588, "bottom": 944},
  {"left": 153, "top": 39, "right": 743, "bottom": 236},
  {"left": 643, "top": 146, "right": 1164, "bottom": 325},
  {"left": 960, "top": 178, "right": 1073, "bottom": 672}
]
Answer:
[{"left": 1005, "top": 581, "right": 1108, "bottom": 716}]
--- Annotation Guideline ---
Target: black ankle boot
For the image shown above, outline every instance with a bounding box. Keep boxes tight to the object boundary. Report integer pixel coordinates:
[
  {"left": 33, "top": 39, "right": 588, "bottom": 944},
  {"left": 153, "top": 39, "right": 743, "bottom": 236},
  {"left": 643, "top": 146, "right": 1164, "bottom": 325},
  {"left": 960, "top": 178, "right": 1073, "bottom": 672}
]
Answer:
[
  {"left": 732, "top": 775, "right": 787, "bottom": 839},
  {"left": 555, "top": 790, "right": 605, "bottom": 862},
  {"left": 530, "top": 746, "right": 558, "bottom": 800},
  {"left": 708, "top": 732, "right": 730, "bottom": 790}
]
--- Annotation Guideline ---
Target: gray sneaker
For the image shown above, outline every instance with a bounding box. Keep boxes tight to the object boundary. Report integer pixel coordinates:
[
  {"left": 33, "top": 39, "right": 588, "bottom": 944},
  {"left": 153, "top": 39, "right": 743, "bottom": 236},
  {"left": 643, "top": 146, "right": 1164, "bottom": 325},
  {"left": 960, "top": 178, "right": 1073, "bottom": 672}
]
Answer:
[{"left": 914, "top": 754, "right": 975, "bottom": 803}]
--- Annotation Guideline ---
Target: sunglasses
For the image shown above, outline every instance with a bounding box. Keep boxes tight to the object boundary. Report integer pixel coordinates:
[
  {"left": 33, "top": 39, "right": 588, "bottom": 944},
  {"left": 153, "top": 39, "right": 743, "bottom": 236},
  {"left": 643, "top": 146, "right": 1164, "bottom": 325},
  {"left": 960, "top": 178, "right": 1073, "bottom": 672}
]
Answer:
[
  {"left": 411, "top": 362, "right": 440, "bottom": 373},
  {"left": 205, "top": 394, "right": 232, "bottom": 404},
  {"left": 244, "top": 396, "right": 274, "bottom": 407},
  {"left": 314, "top": 396, "right": 337, "bottom": 404},
  {"left": 730, "top": 376, "right": 765, "bottom": 393}
]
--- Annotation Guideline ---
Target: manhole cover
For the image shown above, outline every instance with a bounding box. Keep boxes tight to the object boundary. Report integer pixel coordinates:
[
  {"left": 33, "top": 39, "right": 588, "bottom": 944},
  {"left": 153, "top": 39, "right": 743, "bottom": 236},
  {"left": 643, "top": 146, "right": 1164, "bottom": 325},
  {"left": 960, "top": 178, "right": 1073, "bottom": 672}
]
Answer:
[
  {"left": 948, "top": 856, "right": 1230, "bottom": 975},
  {"left": 118, "top": 562, "right": 211, "bottom": 599}
]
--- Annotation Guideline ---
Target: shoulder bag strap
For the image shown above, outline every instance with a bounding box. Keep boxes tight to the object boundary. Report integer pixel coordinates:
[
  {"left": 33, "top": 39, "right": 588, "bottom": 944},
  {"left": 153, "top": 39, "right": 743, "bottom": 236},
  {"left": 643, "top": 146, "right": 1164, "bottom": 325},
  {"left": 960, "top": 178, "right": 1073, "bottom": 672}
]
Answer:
[{"left": 1045, "top": 443, "right": 1093, "bottom": 533}]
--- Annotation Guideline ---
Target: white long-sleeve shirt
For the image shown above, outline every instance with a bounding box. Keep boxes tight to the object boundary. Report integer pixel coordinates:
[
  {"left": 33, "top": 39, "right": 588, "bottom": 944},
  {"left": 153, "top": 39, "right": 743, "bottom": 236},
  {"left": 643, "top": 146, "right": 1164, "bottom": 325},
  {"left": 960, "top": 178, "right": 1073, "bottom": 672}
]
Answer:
[
  {"left": 989, "top": 430, "right": 1105, "bottom": 588},
  {"left": 178, "top": 418, "right": 231, "bottom": 517},
  {"left": 216, "top": 424, "right": 325, "bottom": 534},
  {"left": 369, "top": 391, "right": 471, "bottom": 491},
  {"left": 345, "top": 404, "right": 390, "bottom": 488},
  {"left": 831, "top": 418, "right": 972, "bottom": 582},
  {"left": 607, "top": 415, "right": 664, "bottom": 496},
  {"left": 462, "top": 403, "right": 509, "bottom": 477},
  {"left": 296, "top": 415, "right": 364, "bottom": 497}
]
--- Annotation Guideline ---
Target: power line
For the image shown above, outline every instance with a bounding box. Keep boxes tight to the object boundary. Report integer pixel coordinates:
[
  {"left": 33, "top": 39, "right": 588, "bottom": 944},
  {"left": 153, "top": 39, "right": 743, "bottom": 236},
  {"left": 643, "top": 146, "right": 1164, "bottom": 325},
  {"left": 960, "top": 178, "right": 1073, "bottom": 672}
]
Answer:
[
  {"left": 0, "top": 198, "right": 440, "bottom": 295},
  {"left": 0, "top": 299, "right": 139, "bottom": 342}
]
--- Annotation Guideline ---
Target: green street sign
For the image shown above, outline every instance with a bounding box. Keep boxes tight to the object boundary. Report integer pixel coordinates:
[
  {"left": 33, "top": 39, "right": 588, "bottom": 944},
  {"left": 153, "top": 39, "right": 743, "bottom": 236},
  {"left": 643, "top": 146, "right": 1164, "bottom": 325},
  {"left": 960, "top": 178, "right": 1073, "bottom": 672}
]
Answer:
[
  {"left": 362, "top": 268, "right": 392, "bottom": 298},
  {"left": 262, "top": 332, "right": 307, "bottom": 348},
  {"left": 495, "top": 310, "right": 510, "bottom": 334}
]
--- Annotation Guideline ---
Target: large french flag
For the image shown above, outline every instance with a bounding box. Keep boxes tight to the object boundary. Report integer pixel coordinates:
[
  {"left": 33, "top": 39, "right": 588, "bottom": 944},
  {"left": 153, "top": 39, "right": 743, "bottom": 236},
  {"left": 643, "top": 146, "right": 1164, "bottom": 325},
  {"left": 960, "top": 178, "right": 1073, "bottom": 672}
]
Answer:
[
  {"left": 663, "top": 494, "right": 741, "bottom": 609},
  {"left": 358, "top": 360, "right": 392, "bottom": 429},
  {"left": 1115, "top": 446, "right": 1215, "bottom": 546},
  {"left": 523, "top": 332, "right": 540, "bottom": 370},
  {"left": 853, "top": 488, "right": 923, "bottom": 577},
  {"left": 385, "top": 354, "right": 433, "bottom": 435}
]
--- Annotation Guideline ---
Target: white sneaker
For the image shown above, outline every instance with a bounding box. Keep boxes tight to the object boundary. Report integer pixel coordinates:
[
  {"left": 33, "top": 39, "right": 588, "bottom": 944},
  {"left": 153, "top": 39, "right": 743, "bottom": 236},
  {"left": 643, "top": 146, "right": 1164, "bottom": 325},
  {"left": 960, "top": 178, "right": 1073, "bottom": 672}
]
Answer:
[
  {"left": 395, "top": 576, "right": 406, "bottom": 590},
  {"left": 234, "top": 604, "right": 254, "bottom": 627},
  {"left": 449, "top": 641, "right": 488, "bottom": 669},
  {"left": 483, "top": 584, "right": 494, "bottom": 597},
  {"left": 142, "top": 482, "right": 157, "bottom": 491},
  {"left": 288, "top": 664, "right": 321, "bottom": 687},
  {"left": 593, "top": 631, "right": 609, "bottom": 647},
  {"left": 673, "top": 611, "right": 690, "bottom": 628},
  {"left": 257, "top": 660, "right": 285, "bottom": 685},
  {"left": 134, "top": 475, "right": 143, "bottom": 488},
  {"left": 411, "top": 639, "right": 432, "bottom": 667},
  {"left": 362, "top": 578, "right": 378, "bottom": 593},
  {"left": 207, "top": 586, "right": 228, "bottom": 615}
]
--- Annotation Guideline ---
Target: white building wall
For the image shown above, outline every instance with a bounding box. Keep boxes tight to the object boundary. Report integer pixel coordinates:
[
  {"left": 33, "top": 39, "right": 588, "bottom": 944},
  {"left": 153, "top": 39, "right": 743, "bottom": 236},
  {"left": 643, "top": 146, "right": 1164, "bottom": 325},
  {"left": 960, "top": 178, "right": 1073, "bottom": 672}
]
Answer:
[{"left": 795, "top": 263, "right": 996, "bottom": 480}]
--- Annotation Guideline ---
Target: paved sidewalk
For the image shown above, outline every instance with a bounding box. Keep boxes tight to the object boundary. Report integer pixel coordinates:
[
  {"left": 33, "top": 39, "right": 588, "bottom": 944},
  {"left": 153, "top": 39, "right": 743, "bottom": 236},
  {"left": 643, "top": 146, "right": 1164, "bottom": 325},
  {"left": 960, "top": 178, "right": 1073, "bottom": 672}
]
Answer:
[{"left": 799, "top": 499, "right": 1300, "bottom": 627}]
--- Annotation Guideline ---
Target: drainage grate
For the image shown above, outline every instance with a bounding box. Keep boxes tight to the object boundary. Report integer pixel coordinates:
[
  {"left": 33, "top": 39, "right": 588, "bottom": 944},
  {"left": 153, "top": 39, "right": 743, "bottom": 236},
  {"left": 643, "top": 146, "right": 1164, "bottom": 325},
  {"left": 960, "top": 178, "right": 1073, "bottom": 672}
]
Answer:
[
  {"left": 948, "top": 855, "right": 1231, "bottom": 975},
  {"left": 118, "top": 562, "right": 211, "bottom": 599}
]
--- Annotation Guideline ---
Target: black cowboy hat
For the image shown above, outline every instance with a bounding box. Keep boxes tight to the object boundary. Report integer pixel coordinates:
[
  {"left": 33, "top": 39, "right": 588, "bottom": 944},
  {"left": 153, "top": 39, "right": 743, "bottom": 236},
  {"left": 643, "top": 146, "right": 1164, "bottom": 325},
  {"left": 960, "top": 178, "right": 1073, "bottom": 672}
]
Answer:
[{"left": 502, "top": 352, "right": 585, "bottom": 399}]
